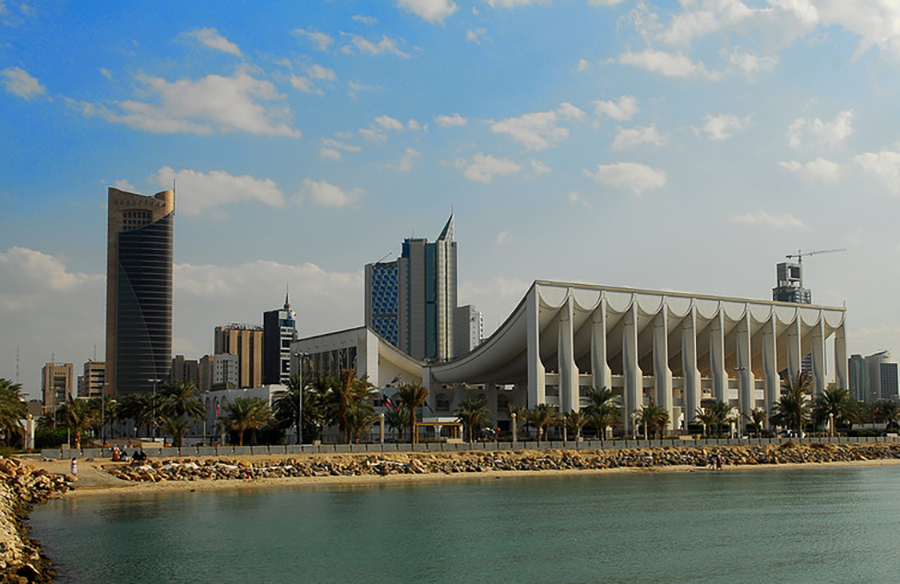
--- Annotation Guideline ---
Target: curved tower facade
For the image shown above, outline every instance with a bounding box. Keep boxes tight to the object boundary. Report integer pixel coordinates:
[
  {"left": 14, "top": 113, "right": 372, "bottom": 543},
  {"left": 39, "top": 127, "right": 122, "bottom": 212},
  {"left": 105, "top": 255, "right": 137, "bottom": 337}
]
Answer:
[{"left": 105, "top": 188, "right": 175, "bottom": 397}]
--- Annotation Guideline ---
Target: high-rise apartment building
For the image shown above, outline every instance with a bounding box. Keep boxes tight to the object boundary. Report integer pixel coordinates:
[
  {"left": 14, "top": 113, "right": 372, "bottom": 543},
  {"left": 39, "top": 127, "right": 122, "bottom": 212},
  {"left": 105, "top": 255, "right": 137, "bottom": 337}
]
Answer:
[
  {"left": 848, "top": 354, "right": 867, "bottom": 402},
  {"left": 42, "top": 362, "right": 73, "bottom": 411},
  {"left": 263, "top": 293, "right": 298, "bottom": 385},
  {"left": 171, "top": 355, "right": 199, "bottom": 387},
  {"left": 365, "top": 215, "right": 482, "bottom": 362},
  {"left": 214, "top": 325, "right": 263, "bottom": 388},
  {"left": 106, "top": 187, "right": 175, "bottom": 397},
  {"left": 454, "top": 304, "right": 484, "bottom": 357}
]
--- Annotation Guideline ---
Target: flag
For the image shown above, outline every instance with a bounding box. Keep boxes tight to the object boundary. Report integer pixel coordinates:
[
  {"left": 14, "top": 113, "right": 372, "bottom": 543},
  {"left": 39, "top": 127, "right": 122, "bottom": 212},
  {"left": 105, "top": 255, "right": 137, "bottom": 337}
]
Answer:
[
  {"left": 216, "top": 404, "right": 221, "bottom": 418},
  {"left": 383, "top": 395, "right": 399, "bottom": 412}
]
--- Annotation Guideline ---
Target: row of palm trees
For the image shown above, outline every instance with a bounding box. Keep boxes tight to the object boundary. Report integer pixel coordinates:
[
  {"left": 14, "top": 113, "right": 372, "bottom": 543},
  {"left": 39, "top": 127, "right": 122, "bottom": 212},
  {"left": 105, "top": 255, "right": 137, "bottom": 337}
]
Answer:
[{"left": 0, "top": 378, "right": 28, "bottom": 448}]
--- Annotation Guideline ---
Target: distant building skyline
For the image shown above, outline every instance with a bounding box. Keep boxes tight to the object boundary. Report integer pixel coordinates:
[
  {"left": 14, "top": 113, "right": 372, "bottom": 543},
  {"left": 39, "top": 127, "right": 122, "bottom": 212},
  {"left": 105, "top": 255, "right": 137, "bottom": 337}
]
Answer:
[
  {"left": 263, "top": 292, "right": 297, "bottom": 385},
  {"left": 41, "top": 362, "right": 73, "bottom": 412},
  {"left": 105, "top": 187, "right": 174, "bottom": 398},
  {"left": 214, "top": 324, "right": 263, "bottom": 389}
]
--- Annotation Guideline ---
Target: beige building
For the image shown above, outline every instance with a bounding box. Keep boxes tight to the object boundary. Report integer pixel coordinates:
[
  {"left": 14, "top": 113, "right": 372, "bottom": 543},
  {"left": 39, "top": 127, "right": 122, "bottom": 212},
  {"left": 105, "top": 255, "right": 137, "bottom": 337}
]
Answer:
[
  {"left": 42, "top": 362, "right": 74, "bottom": 412},
  {"left": 77, "top": 360, "right": 106, "bottom": 398},
  {"left": 214, "top": 325, "right": 263, "bottom": 389}
]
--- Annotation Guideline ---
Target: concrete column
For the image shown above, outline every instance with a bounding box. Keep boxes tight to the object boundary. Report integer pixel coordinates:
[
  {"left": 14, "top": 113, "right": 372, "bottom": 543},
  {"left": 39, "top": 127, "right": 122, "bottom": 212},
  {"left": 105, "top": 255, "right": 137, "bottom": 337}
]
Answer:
[
  {"left": 682, "top": 306, "right": 701, "bottom": 426},
  {"left": 527, "top": 286, "right": 546, "bottom": 408},
  {"left": 652, "top": 309, "right": 673, "bottom": 430},
  {"left": 762, "top": 317, "right": 779, "bottom": 425},
  {"left": 623, "top": 300, "right": 642, "bottom": 434},
  {"left": 786, "top": 315, "right": 802, "bottom": 382},
  {"left": 710, "top": 310, "right": 727, "bottom": 402},
  {"left": 558, "top": 296, "right": 579, "bottom": 412},
  {"left": 811, "top": 318, "right": 826, "bottom": 396},
  {"left": 736, "top": 312, "right": 754, "bottom": 420},
  {"left": 834, "top": 322, "right": 848, "bottom": 391},
  {"left": 591, "top": 298, "right": 611, "bottom": 391}
]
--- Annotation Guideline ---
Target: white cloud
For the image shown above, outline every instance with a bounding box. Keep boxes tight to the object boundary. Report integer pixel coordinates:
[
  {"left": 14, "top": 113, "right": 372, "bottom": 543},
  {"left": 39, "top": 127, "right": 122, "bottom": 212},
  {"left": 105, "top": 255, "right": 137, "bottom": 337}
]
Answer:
[
  {"left": 348, "top": 81, "right": 381, "bottom": 99},
  {"left": 593, "top": 95, "right": 639, "bottom": 121},
  {"left": 307, "top": 64, "right": 336, "bottom": 80},
  {"left": 353, "top": 15, "right": 378, "bottom": 26},
  {"left": 530, "top": 159, "right": 551, "bottom": 177},
  {"left": 854, "top": 150, "right": 900, "bottom": 195},
  {"left": 358, "top": 128, "right": 387, "bottom": 142},
  {"left": 436, "top": 113, "right": 467, "bottom": 127},
  {"left": 322, "top": 138, "right": 362, "bottom": 153},
  {"left": 611, "top": 125, "right": 666, "bottom": 150},
  {"left": 1, "top": 66, "right": 45, "bottom": 100},
  {"left": 588, "top": 0, "right": 627, "bottom": 5},
  {"left": 729, "top": 211, "right": 808, "bottom": 230},
  {"left": 114, "top": 179, "right": 137, "bottom": 192},
  {"left": 74, "top": 71, "right": 302, "bottom": 137},
  {"left": 376, "top": 115, "right": 405, "bottom": 131},
  {"left": 467, "top": 28, "right": 488, "bottom": 43},
  {"left": 779, "top": 157, "right": 843, "bottom": 182},
  {"left": 183, "top": 28, "right": 242, "bottom": 56},
  {"left": 484, "top": 0, "right": 547, "bottom": 7},
  {"left": 320, "top": 148, "right": 343, "bottom": 161},
  {"left": 496, "top": 231, "right": 512, "bottom": 245},
  {"left": 148, "top": 167, "right": 285, "bottom": 216},
  {"left": 295, "top": 178, "right": 364, "bottom": 207},
  {"left": 788, "top": 109, "right": 854, "bottom": 150},
  {"left": 576, "top": 58, "right": 590, "bottom": 71},
  {"left": 397, "top": 0, "right": 458, "bottom": 22},
  {"left": 100, "top": 68, "right": 112, "bottom": 80},
  {"left": 700, "top": 113, "right": 751, "bottom": 140},
  {"left": 568, "top": 191, "right": 591, "bottom": 208},
  {"left": 722, "top": 46, "right": 779, "bottom": 79},
  {"left": 492, "top": 103, "right": 584, "bottom": 151},
  {"left": 290, "top": 75, "right": 319, "bottom": 95},
  {"left": 295, "top": 29, "right": 334, "bottom": 52},
  {"left": 620, "top": 49, "right": 719, "bottom": 80},
  {"left": 454, "top": 153, "right": 522, "bottom": 182},
  {"left": 408, "top": 119, "right": 423, "bottom": 130},
  {"left": 0, "top": 247, "right": 100, "bottom": 294},
  {"left": 387, "top": 148, "right": 421, "bottom": 171},
  {"left": 342, "top": 34, "right": 410, "bottom": 57},
  {"left": 585, "top": 162, "right": 666, "bottom": 194}
]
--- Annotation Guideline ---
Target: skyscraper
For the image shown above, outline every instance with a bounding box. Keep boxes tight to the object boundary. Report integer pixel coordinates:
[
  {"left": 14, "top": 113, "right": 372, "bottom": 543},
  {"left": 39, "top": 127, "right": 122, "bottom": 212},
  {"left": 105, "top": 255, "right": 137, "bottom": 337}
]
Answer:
[
  {"left": 366, "top": 215, "right": 478, "bottom": 362},
  {"left": 105, "top": 188, "right": 174, "bottom": 398},
  {"left": 263, "top": 293, "right": 298, "bottom": 385}
]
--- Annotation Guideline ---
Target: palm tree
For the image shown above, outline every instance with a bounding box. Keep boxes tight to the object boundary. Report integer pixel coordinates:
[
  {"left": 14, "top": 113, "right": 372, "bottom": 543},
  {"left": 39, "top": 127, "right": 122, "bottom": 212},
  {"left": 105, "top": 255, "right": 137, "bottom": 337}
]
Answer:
[
  {"left": 564, "top": 410, "right": 589, "bottom": 441},
  {"left": 396, "top": 383, "right": 429, "bottom": 444},
  {"left": 814, "top": 387, "right": 860, "bottom": 433},
  {"left": 88, "top": 394, "right": 118, "bottom": 444},
  {"left": 696, "top": 400, "right": 734, "bottom": 437},
  {"left": 274, "top": 375, "right": 304, "bottom": 444},
  {"left": 744, "top": 408, "right": 767, "bottom": 438},
  {"left": 583, "top": 387, "right": 619, "bottom": 439},
  {"left": 158, "top": 379, "right": 205, "bottom": 447},
  {"left": 508, "top": 403, "right": 528, "bottom": 440},
  {"left": 118, "top": 392, "right": 161, "bottom": 438},
  {"left": 874, "top": 400, "right": 900, "bottom": 429},
  {"left": 0, "top": 379, "right": 27, "bottom": 448},
  {"left": 345, "top": 402, "right": 378, "bottom": 444},
  {"left": 771, "top": 372, "right": 812, "bottom": 435},
  {"left": 330, "top": 369, "right": 373, "bottom": 443},
  {"left": 56, "top": 399, "right": 99, "bottom": 449},
  {"left": 223, "top": 397, "right": 273, "bottom": 446},
  {"left": 302, "top": 376, "right": 331, "bottom": 443},
  {"left": 637, "top": 404, "right": 670, "bottom": 439},
  {"left": 527, "top": 403, "right": 560, "bottom": 445},
  {"left": 456, "top": 396, "right": 490, "bottom": 443},
  {"left": 385, "top": 402, "right": 409, "bottom": 442}
]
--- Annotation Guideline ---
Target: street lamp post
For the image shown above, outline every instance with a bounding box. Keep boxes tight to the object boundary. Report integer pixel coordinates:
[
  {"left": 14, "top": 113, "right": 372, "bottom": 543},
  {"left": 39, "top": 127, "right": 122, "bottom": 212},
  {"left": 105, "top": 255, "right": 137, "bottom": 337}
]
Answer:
[
  {"left": 829, "top": 412, "right": 835, "bottom": 439},
  {"left": 148, "top": 378, "right": 163, "bottom": 440},
  {"left": 631, "top": 412, "right": 637, "bottom": 440},
  {"left": 511, "top": 412, "right": 517, "bottom": 444}
]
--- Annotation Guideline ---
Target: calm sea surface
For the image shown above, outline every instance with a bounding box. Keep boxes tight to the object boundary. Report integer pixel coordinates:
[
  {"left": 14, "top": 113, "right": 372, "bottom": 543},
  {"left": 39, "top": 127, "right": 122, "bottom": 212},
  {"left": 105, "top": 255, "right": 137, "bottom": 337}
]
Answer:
[{"left": 28, "top": 465, "right": 900, "bottom": 584}]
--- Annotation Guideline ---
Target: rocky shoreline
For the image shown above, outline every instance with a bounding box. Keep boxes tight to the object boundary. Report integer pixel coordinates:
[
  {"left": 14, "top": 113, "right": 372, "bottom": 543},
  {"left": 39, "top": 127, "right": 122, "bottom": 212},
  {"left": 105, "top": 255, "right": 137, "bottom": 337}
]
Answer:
[
  {"left": 0, "top": 458, "right": 71, "bottom": 584},
  {"left": 102, "top": 441, "right": 900, "bottom": 482}
]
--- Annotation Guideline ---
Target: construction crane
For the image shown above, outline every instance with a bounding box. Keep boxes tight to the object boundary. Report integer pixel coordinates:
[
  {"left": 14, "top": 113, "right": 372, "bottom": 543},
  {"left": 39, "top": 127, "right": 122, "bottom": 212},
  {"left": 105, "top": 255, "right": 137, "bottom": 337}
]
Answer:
[{"left": 785, "top": 248, "right": 846, "bottom": 264}]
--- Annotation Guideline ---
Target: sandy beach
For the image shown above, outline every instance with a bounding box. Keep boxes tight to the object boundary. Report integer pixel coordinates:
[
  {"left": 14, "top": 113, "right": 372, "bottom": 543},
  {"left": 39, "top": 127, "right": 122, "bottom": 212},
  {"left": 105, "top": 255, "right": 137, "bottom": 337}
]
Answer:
[{"left": 24, "top": 446, "right": 900, "bottom": 499}]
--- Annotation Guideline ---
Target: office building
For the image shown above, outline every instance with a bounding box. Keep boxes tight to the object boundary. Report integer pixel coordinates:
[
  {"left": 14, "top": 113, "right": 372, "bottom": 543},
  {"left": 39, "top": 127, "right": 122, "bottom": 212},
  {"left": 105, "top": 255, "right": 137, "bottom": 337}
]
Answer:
[
  {"left": 454, "top": 304, "right": 484, "bottom": 357},
  {"left": 105, "top": 187, "right": 175, "bottom": 397},
  {"left": 772, "top": 261, "right": 812, "bottom": 304},
  {"left": 864, "top": 350, "right": 899, "bottom": 402},
  {"left": 171, "top": 355, "right": 200, "bottom": 387},
  {"left": 848, "top": 354, "right": 867, "bottom": 402},
  {"left": 214, "top": 325, "right": 263, "bottom": 389},
  {"left": 42, "top": 362, "right": 73, "bottom": 411},
  {"left": 365, "top": 215, "right": 479, "bottom": 362},
  {"left": 263, "top": 293, "right": 298, "bottom": 385},
  {"left": 77, "top": 360, "right": 105, "bottom": 398}
]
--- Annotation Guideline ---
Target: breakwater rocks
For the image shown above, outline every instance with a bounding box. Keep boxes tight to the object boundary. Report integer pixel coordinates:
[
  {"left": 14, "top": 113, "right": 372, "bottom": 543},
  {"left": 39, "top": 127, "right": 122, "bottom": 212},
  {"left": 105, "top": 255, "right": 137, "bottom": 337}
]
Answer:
[
  {"left": 102, "top": 442, "right": 900, "bottom": 483},
  {"left": 0, "top": 458, "right": 72, "bottom": 584}
]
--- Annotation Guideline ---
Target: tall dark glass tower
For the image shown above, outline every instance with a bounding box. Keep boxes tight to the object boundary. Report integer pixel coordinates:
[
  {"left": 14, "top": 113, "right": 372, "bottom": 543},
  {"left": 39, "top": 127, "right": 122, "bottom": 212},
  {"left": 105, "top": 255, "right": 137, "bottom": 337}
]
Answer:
[{"left": 106, "top": 188, "right": 174, "bottom": 397}]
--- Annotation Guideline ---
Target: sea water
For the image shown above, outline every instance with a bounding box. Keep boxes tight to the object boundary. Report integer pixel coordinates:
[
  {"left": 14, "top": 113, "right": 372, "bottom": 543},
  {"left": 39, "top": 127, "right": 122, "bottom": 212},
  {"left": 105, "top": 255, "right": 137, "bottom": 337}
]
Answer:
[{"left": 27, "top": 465, "right": 900, "bottom": 583}]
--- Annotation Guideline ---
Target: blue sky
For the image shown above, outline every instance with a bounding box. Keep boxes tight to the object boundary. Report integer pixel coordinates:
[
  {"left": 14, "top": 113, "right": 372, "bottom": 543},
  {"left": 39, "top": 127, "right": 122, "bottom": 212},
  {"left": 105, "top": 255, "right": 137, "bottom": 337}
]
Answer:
[{"left": 3, "top": 0, "right": 900, "bottom": 399}]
